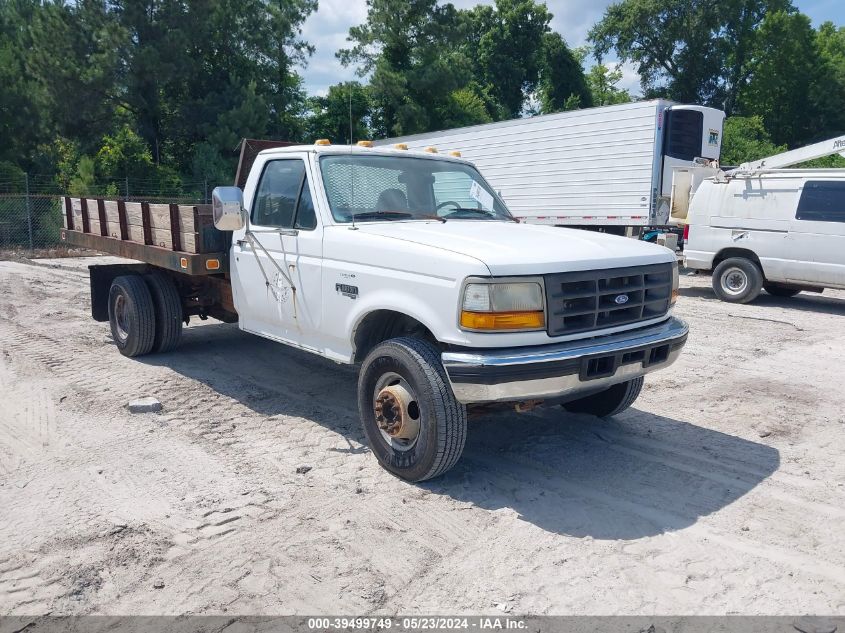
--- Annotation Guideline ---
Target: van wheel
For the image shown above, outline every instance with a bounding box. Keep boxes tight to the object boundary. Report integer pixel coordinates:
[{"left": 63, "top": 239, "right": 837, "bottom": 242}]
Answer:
[
  {"left": 108, "top": 275, "right": 156, "bottom": 357},
  {"left": 712, "top": 257, "right": 763, "bottom": 303},
  {"left": 358, "top": 337, "right": 467, "bottom": 482},
  {"left": 764, "top": 283, "right": 801, "bottom": 298},
  {"left": 562, "top": 377, "right": 644, "bottom": 418},
  {"left": 144, "top": 272, "right": 183, "bottom": 352}
]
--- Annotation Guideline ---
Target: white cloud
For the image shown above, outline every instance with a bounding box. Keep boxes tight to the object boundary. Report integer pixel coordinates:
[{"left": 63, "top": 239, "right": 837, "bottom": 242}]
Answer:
[
  {"left": 299, "top": 0, "right": 631, "bottom": 96},
  {"left": 300, "top": 0, "right": 368, "bottom": 95}
]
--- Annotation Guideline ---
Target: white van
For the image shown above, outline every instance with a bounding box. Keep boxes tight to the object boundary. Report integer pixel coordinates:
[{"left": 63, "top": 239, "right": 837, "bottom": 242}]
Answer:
[{"left": 684, "top": 170, "right": 845, "bottom": 302}]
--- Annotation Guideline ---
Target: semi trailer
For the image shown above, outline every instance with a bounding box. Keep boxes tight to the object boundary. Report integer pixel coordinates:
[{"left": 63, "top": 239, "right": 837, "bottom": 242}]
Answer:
[{"left": 376, "top": 100, "right": 725, "bottom": 235}]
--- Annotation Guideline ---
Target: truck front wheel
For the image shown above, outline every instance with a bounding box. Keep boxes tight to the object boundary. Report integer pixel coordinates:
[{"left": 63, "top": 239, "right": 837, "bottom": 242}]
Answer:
[
  {"left": 108, "top": 275, "right": 156, "bottom": 357},
  {"left": 562, "top": 376, "right": 644, "bottom": 418},
  {"left": 358, "top": 337, "right": 467, "bottom": 482},
  {"left": 712, "top": 257, "right": 763, "bottom": 303}
]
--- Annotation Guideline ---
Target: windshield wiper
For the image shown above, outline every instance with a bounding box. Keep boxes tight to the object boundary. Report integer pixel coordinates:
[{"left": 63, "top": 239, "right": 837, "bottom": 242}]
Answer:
[
  {"left": 351, "top": 210, "right": 446, "bottom": 223},
  {"left": 351, "top": 210, "right": 414, "bottom": 221},
  {"left": 444, "top": 207, "right": 517, "bottom": 222}
]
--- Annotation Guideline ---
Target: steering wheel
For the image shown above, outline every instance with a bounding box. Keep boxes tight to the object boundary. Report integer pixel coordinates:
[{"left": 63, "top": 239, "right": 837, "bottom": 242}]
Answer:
[{"left": 436, "top": 200, "right": 460, "bottom": 211}]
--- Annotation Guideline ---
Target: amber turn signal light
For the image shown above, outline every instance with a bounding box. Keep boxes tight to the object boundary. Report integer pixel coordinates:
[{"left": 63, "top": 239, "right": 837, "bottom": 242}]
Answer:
[{"left": 460, "top": 310, "right": 545, "bottom": 331}]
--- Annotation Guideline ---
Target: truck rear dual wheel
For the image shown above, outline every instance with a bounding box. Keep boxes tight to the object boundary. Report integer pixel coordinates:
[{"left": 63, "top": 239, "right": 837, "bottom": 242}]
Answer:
[
  {"left": 143, "top": 272, "right": 183, "bottom": 353},
  {"left": 358, "top": 337, "right": 467, "bottom": 482},
  {"left": 712, "top": 257, "right": 763, "bottom": 303},
  {"left": 109, "top": 275, "right": 156, "bottom": 357},
  {"left": 108, "top": 273, "right": 182, "bottom": 357},
  {"left": 562, "top": 376, "right": 644, "bottom": 418}
]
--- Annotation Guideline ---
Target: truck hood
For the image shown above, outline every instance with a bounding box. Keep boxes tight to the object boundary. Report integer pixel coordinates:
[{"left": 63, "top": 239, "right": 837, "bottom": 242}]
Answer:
[{"left": 354, "top": 220, "right": 675, "bottom": 275}]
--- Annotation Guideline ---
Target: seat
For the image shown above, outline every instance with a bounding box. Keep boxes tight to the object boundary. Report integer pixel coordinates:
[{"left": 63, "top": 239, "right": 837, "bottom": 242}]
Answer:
[{"left": 375, "top": 188, "right": 408, "bottom": 212}]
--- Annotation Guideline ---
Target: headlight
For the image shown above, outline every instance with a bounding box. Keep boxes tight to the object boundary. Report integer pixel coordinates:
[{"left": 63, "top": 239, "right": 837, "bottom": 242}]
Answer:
[
  {"left": 671, "top": 262, "right": 679, "bottom": 306},
  {"left": 460, "top": 280, "right": 545, "bottom": 331}
]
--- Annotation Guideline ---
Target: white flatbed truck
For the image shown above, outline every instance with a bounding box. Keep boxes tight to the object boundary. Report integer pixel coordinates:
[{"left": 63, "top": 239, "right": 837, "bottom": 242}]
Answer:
[{"left": 61, "top": 142, "right": 688, "bottom": 481}]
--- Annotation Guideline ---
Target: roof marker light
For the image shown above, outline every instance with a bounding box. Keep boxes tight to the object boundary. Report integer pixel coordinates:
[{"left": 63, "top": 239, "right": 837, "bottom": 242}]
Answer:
[
  {"left": 394, "top": 143, "right": 409, "bottom": 150},
  {"left": 315, "top": 139, "right": 331, "bottom": 146},
  {"left": 424, "top": 146, "right": 438, "bottom": 153},
  {"left": 449, "top": 150, "right": 462, "bottom": 157},
  {"left": 356, "top": 140, "right": 374, "bottom": 148}
]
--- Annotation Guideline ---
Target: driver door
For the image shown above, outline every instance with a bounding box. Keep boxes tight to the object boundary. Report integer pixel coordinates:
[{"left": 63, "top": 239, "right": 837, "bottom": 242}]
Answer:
[{"left": 231, "top": 155, "right": 323, "bottom": 350}]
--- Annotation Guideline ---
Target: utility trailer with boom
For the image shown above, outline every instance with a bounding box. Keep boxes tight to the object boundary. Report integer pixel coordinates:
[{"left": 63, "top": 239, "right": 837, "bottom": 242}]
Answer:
[
  {"left": 376, "top": 100, "right": 725, "bottom": 236},
  {"left": 62, "top": 141, "right": 688, "bottom": 481}
]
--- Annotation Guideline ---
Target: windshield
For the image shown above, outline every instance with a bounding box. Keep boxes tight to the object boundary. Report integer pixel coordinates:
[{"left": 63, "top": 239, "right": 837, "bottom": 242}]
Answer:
[{"left": 319, "top": 154, "right": 514, "bottom": 223}]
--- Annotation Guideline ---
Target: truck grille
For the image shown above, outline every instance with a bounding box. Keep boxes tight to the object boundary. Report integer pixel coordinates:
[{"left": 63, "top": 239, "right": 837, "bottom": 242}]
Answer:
[{"left": 545, "top": 263, "right": 673, "bottom": 336}]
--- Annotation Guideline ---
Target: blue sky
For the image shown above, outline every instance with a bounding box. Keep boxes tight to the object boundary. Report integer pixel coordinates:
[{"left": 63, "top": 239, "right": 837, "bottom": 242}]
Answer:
[{"left": 299, "top": 0, "right": 845, "bottom": 97}]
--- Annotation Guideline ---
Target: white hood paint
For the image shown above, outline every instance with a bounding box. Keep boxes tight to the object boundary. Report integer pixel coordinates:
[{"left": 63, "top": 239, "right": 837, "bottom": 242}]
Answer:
[{"left": 354, "top": 220, "right": 675, "bottom": 276}]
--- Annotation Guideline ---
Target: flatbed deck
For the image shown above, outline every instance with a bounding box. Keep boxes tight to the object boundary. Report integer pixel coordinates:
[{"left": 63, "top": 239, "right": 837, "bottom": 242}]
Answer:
[{"left": 59, "top": 196, "right": 229, "bottom": 275}]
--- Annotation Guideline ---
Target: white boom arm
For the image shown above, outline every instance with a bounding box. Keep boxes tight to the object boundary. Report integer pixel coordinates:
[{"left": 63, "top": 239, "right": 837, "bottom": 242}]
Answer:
[{"left": 731, "top": 135, "right": 845, "bottom": 173}]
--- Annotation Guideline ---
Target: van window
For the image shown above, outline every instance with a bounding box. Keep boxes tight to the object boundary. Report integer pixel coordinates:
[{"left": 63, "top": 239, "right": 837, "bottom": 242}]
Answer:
[
  {"left": 796, "top": 181, "right": 845, "bottom": 223},
  {"left": 664, "top": 110, "right": 704, "bottom": 161}
]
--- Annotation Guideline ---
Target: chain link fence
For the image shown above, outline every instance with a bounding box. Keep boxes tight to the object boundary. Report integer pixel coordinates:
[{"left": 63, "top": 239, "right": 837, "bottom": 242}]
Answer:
[{"left": 0, "top": 175, "right": 219, "bottom": 257}]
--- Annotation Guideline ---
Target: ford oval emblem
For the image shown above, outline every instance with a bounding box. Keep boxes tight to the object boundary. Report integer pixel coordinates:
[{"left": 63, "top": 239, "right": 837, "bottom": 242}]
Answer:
[{"left": 615, "top": 294, "right": 630, "bottom": 305}]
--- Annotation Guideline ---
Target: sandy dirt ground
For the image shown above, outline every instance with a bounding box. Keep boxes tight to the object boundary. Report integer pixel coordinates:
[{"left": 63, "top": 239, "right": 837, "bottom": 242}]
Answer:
[{"left": 1, "top": 256, "right": 844, "bottom": 616}]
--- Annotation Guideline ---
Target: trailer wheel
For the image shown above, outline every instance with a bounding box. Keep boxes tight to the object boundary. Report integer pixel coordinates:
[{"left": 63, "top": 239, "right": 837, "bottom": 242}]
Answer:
[
  {"left": 562, "top": 377, "right": 644, "bottom": 418},
  {"left": 764, "top": 282, "right": 801, "bottom": 298},
  {"left": 712, "top": 257, "right": 763, "bottom": 303},
  {"left": 144, "top": 272, "right": 183, "bottom": 353},
  {"left": 358, "top": 337, "right": 467, "bottom": 482},
  {"left": 108, "top": 275, "right": 156, "bottom": 357}
]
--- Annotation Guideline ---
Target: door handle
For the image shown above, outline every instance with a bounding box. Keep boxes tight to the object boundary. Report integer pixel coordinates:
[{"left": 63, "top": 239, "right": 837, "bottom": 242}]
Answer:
[{"left": 236, "top": 239, "right": 251, "bottom": 248}]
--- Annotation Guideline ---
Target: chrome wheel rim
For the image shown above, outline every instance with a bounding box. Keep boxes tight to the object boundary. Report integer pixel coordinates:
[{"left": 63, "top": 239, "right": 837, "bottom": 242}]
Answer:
[
  {"left": 373, "top": 372, "right": 421, "bottom": 452},
  {"left": 721, "top": 267, "right": 748, "bottom": 296},
  {"left": 113, "top": 294, "right": 129, "bottom": 341}
]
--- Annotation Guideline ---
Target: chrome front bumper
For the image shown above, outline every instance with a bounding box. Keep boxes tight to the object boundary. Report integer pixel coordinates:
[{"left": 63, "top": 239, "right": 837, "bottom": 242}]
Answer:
[{"left": 441, "top": 317, "right": 689, "bottom": 404}]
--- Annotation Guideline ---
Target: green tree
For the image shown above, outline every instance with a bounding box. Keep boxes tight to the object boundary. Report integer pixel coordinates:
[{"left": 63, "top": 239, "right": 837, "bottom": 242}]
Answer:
[
  {"left": 736, "top": 11, "right": 833, "bottom": 147},
  {"left": 719, "top": 116, "right": 785, "bottom": 165},
  {"left": 537, "top": 32, "right": 593, "bottom": 113},
  {"left": 27, "top": 0, "right": 125, "bottom": 155},
  {"left": 68, "top": 156, "right": 97, "bottom": 196},
  {"left": 586, "top": 63, "right": 633, "bottom": 106},
  {"left": 438, "top": 86, "right": 494, "bottom": 128},
  {"left": 305, "top": 82, "right": 373, "bottom": 144},
  {"left": 467, "top": 0, "right": 553, "bottom": 118},
  {"left": 815, "top": 21, "right": 845, "bottom": 138},
  {"left": 589, "top": 0, "right": 793, "bottom": 111},
  {"left": 0, "top": 0, "right": 48, "bottom": 166},
  {"left": 339, "top": 0, "right": 476, "bottom": 135},
  {"left": 340, "top": 0, "right": 590, "bottom": 134}
]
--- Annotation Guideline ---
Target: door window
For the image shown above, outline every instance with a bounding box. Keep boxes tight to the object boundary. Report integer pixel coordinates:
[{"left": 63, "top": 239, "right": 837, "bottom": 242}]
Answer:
[
  {"left": 796, "top": 181, "right": 845, "bottom": 223},
  {"left": 295, "top": 179, "right": 317, "bottom": 230},
  {"left": 252, "top": 160, "right": 317, "bottom": 230}
]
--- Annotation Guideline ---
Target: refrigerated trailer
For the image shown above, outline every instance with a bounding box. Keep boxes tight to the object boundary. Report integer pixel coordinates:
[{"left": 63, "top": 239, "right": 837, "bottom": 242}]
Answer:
[{"left": 376, "top": 100, "right": 725, "bottom": 232}]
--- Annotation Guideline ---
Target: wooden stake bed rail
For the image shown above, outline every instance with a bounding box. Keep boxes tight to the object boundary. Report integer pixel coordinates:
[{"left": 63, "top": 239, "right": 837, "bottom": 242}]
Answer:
[{"left": 60, "top": 196, "right": 229, "bottom": 276}]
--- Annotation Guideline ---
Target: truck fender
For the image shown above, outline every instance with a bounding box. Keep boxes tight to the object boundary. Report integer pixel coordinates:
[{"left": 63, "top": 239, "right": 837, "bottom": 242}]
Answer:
[
  {"left": 347, "top": 289, "right": 446, "bottom": 361},
  {"left": 89, "top": 263, "right": 150, "bottom": 321}
]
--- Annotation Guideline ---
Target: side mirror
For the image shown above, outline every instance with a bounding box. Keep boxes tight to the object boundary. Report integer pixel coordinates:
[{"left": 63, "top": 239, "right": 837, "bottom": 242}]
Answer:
[{"left": 212, "top": 186, "right": 246, "bottom": 231}]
